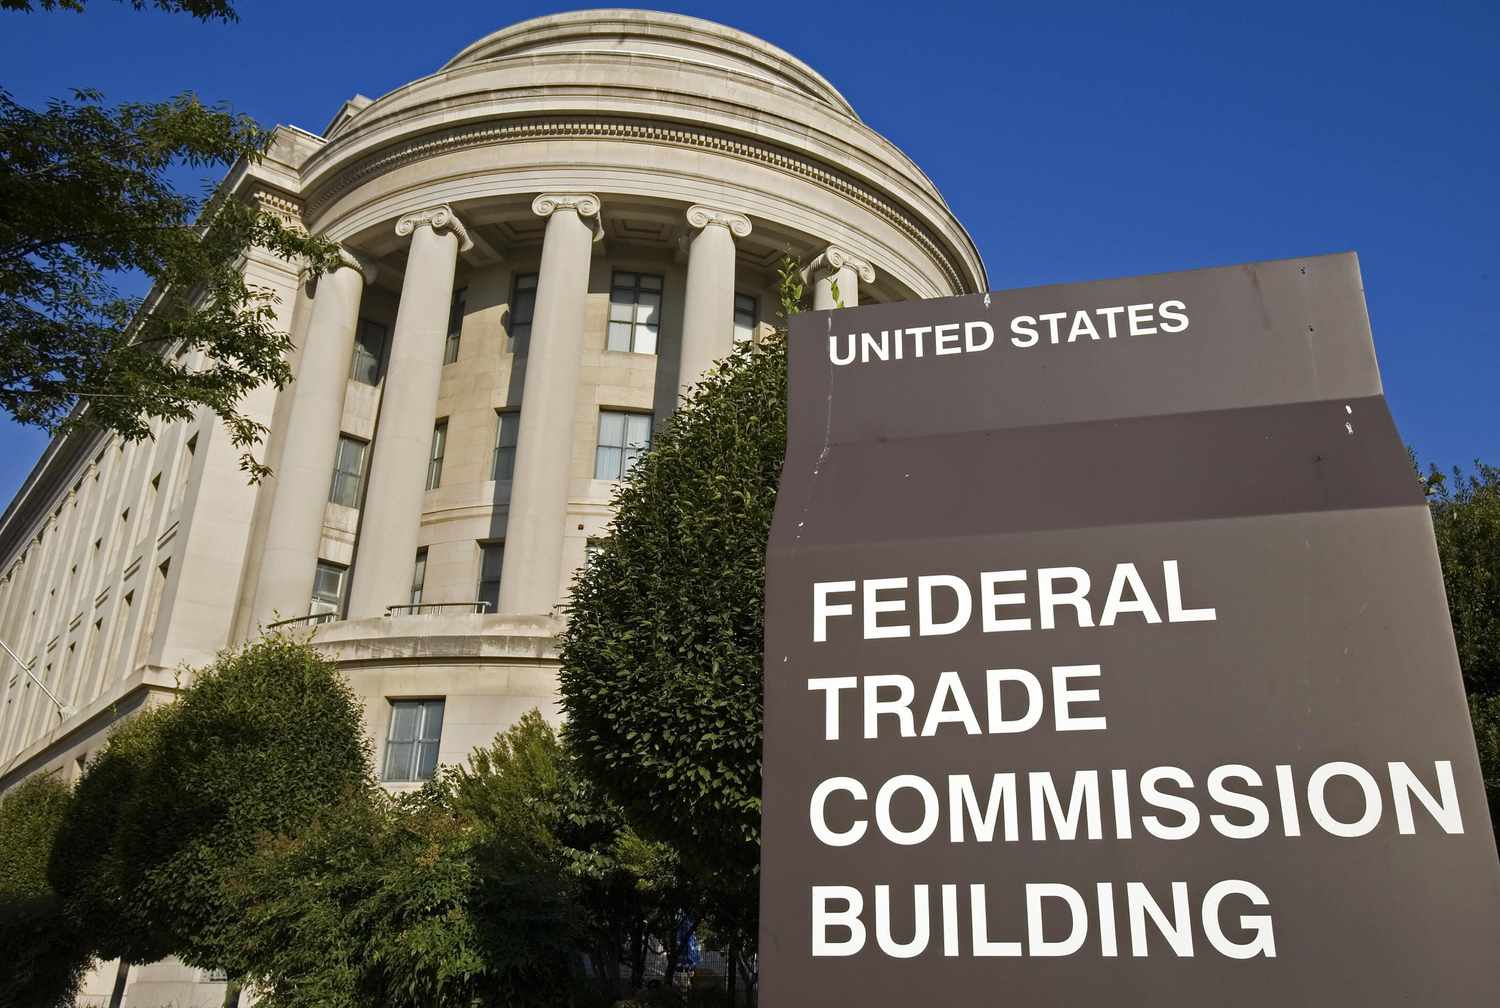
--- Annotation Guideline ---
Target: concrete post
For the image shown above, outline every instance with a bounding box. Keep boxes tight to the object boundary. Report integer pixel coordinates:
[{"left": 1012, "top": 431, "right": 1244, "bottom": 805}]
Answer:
[
  {"left": 250, "top": 251, "right": 371, "bottom": 628},
  {"left": 495, "top": 193, "right": 601, "bottom": 617},
  {"left": 807, "top": 245, "right": 876, "bottom": 310},
  {"left": 678, "top": 204, "right": 751, "bottom": 393},
  {"left": 346, "top": 206, "right": 471, "bottom": 618}
]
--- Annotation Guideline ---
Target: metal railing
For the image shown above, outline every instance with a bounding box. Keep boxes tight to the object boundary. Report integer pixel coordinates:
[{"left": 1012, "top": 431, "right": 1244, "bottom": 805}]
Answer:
[
  {"left": 384, "top": 601, "right": 493, "bottom": 617},
  {"left": 266, "top": 612, "right": 340, "bottom": 630}
]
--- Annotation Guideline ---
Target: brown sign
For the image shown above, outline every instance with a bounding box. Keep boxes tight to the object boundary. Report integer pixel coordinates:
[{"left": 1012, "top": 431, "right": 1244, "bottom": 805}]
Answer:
[{"left": 760, "top": 253, "right": 1500, "bottom": 1004}]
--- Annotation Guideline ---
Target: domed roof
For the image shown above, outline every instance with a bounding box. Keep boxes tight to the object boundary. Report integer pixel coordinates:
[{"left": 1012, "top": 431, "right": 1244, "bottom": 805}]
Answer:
[{"left": 442, "top": 9, "right": 858, "bottom": 118}]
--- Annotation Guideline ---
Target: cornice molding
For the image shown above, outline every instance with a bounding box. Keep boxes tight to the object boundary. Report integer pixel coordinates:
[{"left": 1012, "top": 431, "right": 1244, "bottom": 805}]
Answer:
[
  {"left": 249, "top": 185, "right": 305, "bottom": 230},
  {"left": 395, "top": 204, "right": 475, "bottom": 251},
  {"left": 304, "top": 118, "right": 969, "bottom": 294}
]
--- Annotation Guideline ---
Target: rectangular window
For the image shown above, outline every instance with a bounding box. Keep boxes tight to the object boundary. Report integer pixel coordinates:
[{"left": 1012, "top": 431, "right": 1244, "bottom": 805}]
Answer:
[
  {"left": 351, "top": 318, "right": 388, "bottom": 384},
  {"left": 508, "top": 272, "right": 538, "bottom": 353},
  {"left": 734, "top": 292, "right": 758, "bottom": 344},
  {"left": 607, "top": 272, "right": 663, "bottom": 354},
  {"left": 443, "top": 288, "right": 467, "bottom": 365},
  {"left": 310, "top": 560, "right": 347, "bottom": 617},
  {"left": 328, "top": 435, "right": 368, "bottom": 508},
  {"left": 476, "top": 542, "right": 503, "bottom": 613},
  {"left": 382, "top": 698, "right": 444, "bottom": 782},
  {"left": 491, "top": 411, "right": 520, "bottom": 481},
  {"left": 410, "top": 547, "right": 427, "bottom": 606},
  {"left": 426, "top": 420, "right": 448, "bottom": 490},
  {"left": 594, "top": 410, "right": 653, "bottom": 480}
]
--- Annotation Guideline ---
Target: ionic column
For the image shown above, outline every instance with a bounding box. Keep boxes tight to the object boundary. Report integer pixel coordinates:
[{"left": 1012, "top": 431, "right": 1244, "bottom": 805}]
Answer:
[
  {"left": 346, "top": 206, "right": 471, "bottom": 618},
  {"left": 678, "top": 204, "right": 752, "bottom": 392},
  {"left": 495, "top": 193, "right": 602, "bottom": 617},
  {"left": 807, "top": 246, "right": 876, "bottom": 310},
  {"left": 251, "top": 250, "right": 372, "bottom": 628}
]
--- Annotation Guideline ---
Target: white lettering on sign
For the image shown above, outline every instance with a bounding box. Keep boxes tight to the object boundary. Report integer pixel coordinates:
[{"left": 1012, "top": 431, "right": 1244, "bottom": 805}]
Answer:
[
  {"left": 797, "top": 556, "right": 1474, "bottom": 962},
  {"left": 828, "top": 301, "right": 1189, "bottom": 365}
]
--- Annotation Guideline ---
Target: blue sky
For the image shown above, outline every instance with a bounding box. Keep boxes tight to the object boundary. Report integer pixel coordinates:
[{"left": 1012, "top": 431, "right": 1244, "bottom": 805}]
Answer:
[{"left": 2, "top": 0, "right": 1496, "bottom": 501}]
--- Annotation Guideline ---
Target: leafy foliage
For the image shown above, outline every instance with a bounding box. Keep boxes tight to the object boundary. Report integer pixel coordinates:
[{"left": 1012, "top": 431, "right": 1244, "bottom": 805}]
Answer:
[
  {"left": 1471, "top": 694, "right": 1500, "bottom": 838},
  {"left": 0, "top": 0, "right": 236, "bottom": 25},
  {"left": 233, "top": 711, "right": 692, "bottom": 1007},
  {"left": 0, "top": 88, "right": 341, "bottom": 479},
  {"left": 559, "top": 262, "right": 801, "bottom": 945},
  {"left": 50, "top": 634, "right": 372, "bottom": 970},
  {"left": 1427, "top": 462, "right": 1500, "bottom": 697},
  {"left": 0, "top": 773, "right": 91, "bottom": 1008},
  {"left": 231, "top": 786, "right": 501, "bottom": 1008}
]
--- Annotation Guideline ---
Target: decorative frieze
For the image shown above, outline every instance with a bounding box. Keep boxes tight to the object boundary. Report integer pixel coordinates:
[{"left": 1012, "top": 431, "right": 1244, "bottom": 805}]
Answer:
[{"left": 304, "top": 118, "right": 968, "bottom": 294}]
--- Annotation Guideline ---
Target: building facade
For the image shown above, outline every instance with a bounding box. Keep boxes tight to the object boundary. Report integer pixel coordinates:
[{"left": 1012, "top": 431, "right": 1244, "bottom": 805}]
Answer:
[{"left": 0, "top": 9, "right": 983, "bottom": 1005}]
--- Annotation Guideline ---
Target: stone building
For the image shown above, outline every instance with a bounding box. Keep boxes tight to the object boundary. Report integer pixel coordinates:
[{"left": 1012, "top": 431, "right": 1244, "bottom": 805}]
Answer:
[{"left": 0, "top": 9, "right": 983, "bottom": 1005}]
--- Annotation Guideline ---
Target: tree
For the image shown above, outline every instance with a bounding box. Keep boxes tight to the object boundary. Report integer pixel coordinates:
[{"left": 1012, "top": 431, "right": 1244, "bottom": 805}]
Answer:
[
  {"left": 558, "top": 262, "right": 801, "bottom": 963},
  {"left": 0, "top": 0, "right": 235, "bottom": 18},
  {"left": 231, "top": 785, "right": 504, "bottom": 1008},
  {"left": 50, "top": 634, "right": 372, "bottom": 975},
  {"left": 3, "top": 0, "right": 341, "bottom": 479},
  {"left": 1, "top": 89, "right": 341, "bottom": 479},
  {"left": 232, "top": 711, "right": 692, "bottom": 1007},
  {"left": 1424, "top": 460, "right": 1500, "bottom": 847},
  {"left": 1427, "top": 462, "right": 1500, "bottom": 697},
  {"left": 448, "top": 711, "right": 699, "bottom": 1001},
  {"left": 0, "top": 773, "right": 91, "bottom": 1008}
]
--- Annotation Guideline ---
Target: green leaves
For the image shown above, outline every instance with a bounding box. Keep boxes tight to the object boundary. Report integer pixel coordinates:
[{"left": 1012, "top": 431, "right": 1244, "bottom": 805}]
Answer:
[
  {"left": 558, "top": 263, "right": 800, "bottom": 943},
  {"left": 0, "top": 88, "right": 341, "bottom": 480},
  {"left": 0, "top": 0, "right": 238, "bottom": 23},
  {"left": 0, "top": 773, "right": 91, "bottom": 1008},
  {"left": 48, "top": 634, "right": 372, "bottom": 972},
  {"left": 1428, "top": 462, "right": 1500, "bottom": 697}
]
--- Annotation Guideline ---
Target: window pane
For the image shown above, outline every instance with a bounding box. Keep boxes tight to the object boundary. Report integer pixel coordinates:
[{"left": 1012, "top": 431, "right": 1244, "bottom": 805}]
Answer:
[
  {"left": 734, "top": 293, "right": 757, "bottom": 343},
  {"left": 510, "top": 322, "right": 532, "bottom": 353},
  {"left": 480, "top": 543, "right": 504, "bottom": 579},
  {"left": 492, "top": 413, "right": 518, "bottom": 481},
  {"left": 598, "top": 411, "right": 625, "bottom": 447},
  {"left": 635, "top": 292, "right": 660, "bottom": 325},
  {"left": 640, "top": 274, "right": 662, "bottom": 290},
  {"left": 388, "top": 702, "right": 418, "bottom": 742},
  {"left": 415, "top": 740, "right": 440, "bottom": 780},
  {"left": 595, "top": 445, "right": 622, "bottom": 480},
  {"left": 427, "top": 422, "right": 447, "bottom": 490},
  {"left": 420, "top": 699, "right": 445, "bottom": 741},
  {"left": 410, "top": 548, "right": 427, "bottom": 605},
  {"left": 633, "top": 326, "right": 658, "bottom": 354},
  {"left": 609, "top": 301, "right": 634, "bottom": 322},
  {"left": 509, "top": 274, "right": 538, "bottom": 353},
  {"left": 497, "top": 413, "right": 519, "bottom": 447},
  {"left": 444, "top": 288, "right": 466, "bottom": 364},
  {"left": 625, "top": 413, "right": 652, "bottom": 447},
  {"left": 607, "top": 321, "right": 632, "bottom": 352},
  {"left": 384, "top": 740, "right": 414, "bottom": 781},
  {"left": 351, "top": 319, "right": 386, "bottom": 384}
]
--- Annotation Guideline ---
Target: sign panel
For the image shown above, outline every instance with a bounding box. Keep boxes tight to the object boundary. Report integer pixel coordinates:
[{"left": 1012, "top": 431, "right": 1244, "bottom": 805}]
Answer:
[{"left": 760, "top": 253, "right": 1500, "bottom": 1003}]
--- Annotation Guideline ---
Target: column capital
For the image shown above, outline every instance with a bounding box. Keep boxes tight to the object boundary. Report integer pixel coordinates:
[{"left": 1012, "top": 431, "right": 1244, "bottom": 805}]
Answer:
[
  {"left": 532, "top": 192, "right": 604, "bottom": 240},
  {"left": 807, "top": 245, "right": 876, "bottom": 284},
  {"left": 395, "top": 204, "right": 474, "bottom": 251},
  {"left": 339, "top": 246, "right": 381, "bottom": 284},
  {"left": 686, "top": 204, "right": 752, "bottom": 238},
  {"left": 302, "top": 246, "right": 379, "bottom": 286}
]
